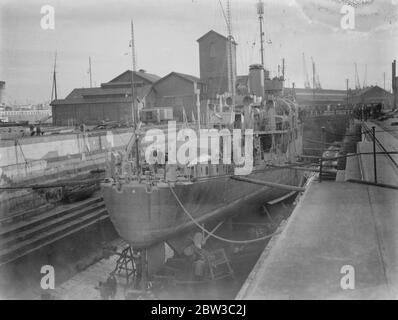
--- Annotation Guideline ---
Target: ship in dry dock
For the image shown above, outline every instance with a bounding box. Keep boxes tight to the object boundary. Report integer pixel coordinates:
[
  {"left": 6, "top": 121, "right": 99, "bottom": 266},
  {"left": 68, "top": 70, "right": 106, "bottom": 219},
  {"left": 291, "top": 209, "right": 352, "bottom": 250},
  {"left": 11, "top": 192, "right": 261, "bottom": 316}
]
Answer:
[{"left": 101, "top": 1, "right": 305, "bottom": 251}]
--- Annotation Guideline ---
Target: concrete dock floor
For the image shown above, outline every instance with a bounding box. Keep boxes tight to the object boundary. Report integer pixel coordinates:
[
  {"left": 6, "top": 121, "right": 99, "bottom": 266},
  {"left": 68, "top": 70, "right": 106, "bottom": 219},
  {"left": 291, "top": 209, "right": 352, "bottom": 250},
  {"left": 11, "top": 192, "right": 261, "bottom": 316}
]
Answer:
[
  {"left": 237, "top": 121, "right": 398, "bottom": 300},
  {"left": 359, "top": 121, "right": 398, "bottom": 185},
  {"left": 43, "top": 238, "right": 127, "bottom": 300},
  {"left": 237, "top": 180, "right": 397, "bottom": 299}
]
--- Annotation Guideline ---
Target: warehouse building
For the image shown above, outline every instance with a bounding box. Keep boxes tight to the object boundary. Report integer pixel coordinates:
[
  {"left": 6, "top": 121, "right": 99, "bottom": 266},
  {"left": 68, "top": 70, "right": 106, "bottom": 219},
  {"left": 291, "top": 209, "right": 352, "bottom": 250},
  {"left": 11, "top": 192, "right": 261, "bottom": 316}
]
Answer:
[
  {"left": 284, "top": 87, "right": 348, "bottom": 108},
  {"left": 51, "top": 70, "right": 160, "bottom": 126},
  {"left": 142, "top": 72, "right": 207, "bottom": 123},
  {"left": 51, "top": 29, "right": 241, "bottom": 126},
  {"left": 350, "top": 85, "right": 393, "bottom": 109}
]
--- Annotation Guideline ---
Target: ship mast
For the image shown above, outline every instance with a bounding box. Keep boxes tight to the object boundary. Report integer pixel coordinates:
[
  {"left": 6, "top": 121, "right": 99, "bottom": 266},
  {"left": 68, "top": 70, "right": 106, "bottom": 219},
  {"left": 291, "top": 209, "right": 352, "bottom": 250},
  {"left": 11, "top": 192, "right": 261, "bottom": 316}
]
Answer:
[
  {"left": 226, "top": 0, "right": 235, "bottom": 108},
  {"left": 88, "top": 56, "right": 93, "bottom": 88},
  {"left": 302, "top": 53, "right": 311, "bottom": 89},
  {"left": 257, "top": 0, "right": 265, "bottom": 68},
  {"left": 131, "top": 19, "right": 140, "bottom": 175},
  {"left": 131, "top": 19, "right": 138, "bottom": 124},
  {"left": 120, "top": 20, "right": 141, "bottom": 179},
  {"left": 51, "top": 52, "right": 58, "bottom": 101},
  {"left": 131, "top": 20, "right": 137, "bottom": 73},
  {"left": 363, "top": 64, "right": 367, "bottom": 88},
  {"left": 354, "top": 62, "right": 361, "bottom": 90}
]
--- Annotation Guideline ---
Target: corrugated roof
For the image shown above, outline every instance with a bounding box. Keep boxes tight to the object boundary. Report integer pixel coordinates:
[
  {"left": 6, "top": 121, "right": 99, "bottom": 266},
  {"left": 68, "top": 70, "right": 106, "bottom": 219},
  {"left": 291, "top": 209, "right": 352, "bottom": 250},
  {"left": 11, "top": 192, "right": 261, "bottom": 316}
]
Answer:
[
  {"left": 65, "top": 88, "right": 95, "bottom": 99},
  {"left": 83, "top": 88, "right": 130, "bottom": 97},
  {"left": 173, "top": 72, "right": 201, "bottom": 83},
  {"left": 54, "top": 84, "right": 153, "bottom": 106},
  {"left": 108, "top": 70, "right": 161, "bottom": 84},
  {"left": 196, "top": 30, "right": 237, "bottom": 45},
  {"left": 153, "top": 72, "right": 203, "bottom": 86},
  {"left": 283, "top": 88, "right": 348, "bottom": 105},
  {"left": 136, "top": 71, "right": 161, "bottom": 83},
  {"left": 66, "top": 85, "right": 153, "bottom": 98},
  {"left": 292, "top": 88, "right": 347, "bottom": 95},
  {"left": 65, "top": 87, "right": 129, "bottom": 99},
  {"left": 351, "top": 86, "right": 393, "bottom": 102},
  {"left": 51, "top": 97, "right": 131, "bottom": 106},
  {"left": 351, "top": 86, "right": 390, "bottom": 97}
]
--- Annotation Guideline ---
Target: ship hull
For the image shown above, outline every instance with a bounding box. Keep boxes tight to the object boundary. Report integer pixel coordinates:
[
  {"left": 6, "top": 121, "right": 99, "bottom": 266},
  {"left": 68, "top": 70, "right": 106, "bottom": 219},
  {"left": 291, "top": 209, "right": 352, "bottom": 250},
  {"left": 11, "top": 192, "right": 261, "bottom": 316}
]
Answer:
[{"left": 101, "top": 165, "right": 302, "bottom": 249}]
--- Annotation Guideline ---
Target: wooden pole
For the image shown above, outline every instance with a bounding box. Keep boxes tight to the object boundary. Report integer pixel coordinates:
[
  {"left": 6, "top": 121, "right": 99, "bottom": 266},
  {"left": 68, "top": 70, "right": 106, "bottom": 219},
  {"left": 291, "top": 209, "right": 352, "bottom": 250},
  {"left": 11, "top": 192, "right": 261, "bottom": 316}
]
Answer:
[
  {"left": 89, "top": 56, "right": 92, "bottom": 88},
  {"left": 319, "top": 127, "right": 325, "bottom": 182},
  {"left": 372, "top": 126, "right": 377, "bottom": 183}
]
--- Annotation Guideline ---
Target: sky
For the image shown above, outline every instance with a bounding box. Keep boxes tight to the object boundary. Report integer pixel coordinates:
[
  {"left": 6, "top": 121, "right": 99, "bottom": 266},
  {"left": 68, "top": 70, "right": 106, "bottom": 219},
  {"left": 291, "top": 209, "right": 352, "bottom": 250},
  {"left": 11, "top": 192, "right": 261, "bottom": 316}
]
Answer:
[{"left": 0, "top": 0, "right": 397, "bottom": 104}]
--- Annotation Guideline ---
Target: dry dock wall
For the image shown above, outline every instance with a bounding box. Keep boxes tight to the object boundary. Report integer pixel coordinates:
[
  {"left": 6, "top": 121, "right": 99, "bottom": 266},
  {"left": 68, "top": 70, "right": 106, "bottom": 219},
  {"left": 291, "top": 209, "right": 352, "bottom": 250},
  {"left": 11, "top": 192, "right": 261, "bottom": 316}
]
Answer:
[
  {"left": 0, "top": 129, "right": 132, "bottom": 218},
  {"left": 303, "top": 114, "right": 350, "bottom": 156},
  {"left": 0, "top": 129, "right": 133, "bottom": 168},
  {"left": 0, "top": 129, "right": 134, "bottom": 182},
  {"left": 0, "top": 124, "right": 195, "bottom": 182},
  {"left": 0, "top": 126, "right": 183, "bottom": 217}
]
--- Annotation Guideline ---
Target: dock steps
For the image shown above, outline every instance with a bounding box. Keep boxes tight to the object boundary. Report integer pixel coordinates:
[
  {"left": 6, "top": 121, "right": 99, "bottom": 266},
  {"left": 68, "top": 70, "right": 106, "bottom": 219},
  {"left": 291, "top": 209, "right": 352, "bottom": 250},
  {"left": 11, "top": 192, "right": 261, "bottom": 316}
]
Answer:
[
  {"left": 0, "top": 197, "right": 108, "bottom": 266},
  {"left": 0, "top": 203, "right": 55, "bottom": 226},
  {"left": 0, "top": 197, "right": 103, "bottom": 239}
]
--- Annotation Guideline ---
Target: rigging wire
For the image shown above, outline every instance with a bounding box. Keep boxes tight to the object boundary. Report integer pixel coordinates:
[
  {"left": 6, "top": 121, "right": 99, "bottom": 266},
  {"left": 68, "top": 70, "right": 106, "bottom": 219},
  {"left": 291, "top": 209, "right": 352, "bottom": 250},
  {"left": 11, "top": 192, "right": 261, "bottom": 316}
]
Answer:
[
  {"left": 217, "top": 0, "right": 229, "bottom": 30},
  {"left": 169, "top": 184, "right": 282, "bottom": 244}
]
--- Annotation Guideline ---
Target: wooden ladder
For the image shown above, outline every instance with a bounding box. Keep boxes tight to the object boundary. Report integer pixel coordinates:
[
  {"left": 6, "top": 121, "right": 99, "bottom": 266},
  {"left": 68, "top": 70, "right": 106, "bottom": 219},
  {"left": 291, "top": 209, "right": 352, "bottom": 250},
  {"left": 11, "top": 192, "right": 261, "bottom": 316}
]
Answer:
[{"left": 206, "top": 248, "right": 235, "bottom": 280}]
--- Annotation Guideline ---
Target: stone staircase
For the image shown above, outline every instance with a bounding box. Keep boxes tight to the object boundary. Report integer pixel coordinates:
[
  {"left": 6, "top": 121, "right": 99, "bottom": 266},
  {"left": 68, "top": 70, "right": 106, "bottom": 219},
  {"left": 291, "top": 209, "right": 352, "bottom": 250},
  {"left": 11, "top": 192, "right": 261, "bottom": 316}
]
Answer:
[{"left": 0, "top": 196, "right": 108, "bottom": 266}]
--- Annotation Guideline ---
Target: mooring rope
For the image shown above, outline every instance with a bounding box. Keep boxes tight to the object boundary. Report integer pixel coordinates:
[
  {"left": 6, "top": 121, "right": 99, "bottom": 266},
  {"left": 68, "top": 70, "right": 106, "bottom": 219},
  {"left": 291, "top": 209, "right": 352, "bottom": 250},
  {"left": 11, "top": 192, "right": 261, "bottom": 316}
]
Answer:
[{"left": 168, "top": 184, "right": 282, "bottom": 244}]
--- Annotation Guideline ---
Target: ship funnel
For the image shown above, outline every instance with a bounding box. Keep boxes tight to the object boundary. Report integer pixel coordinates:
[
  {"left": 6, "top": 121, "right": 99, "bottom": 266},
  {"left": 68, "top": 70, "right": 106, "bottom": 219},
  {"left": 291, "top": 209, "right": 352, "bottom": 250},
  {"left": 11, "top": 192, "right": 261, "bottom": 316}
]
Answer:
[{"left": 249, "top": 64, "right": 264, "bottom": 98}]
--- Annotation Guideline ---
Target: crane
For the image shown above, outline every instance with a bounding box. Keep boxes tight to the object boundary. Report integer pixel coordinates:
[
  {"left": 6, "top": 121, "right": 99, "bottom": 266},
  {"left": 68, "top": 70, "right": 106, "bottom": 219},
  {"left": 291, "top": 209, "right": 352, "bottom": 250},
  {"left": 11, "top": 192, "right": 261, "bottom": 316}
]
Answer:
[
  {"left": 217, "top": 0, "right": 235, "bottom": 103},
  {"left": 302, "top": 53, "right": 311, "bottom": 89},
  {"left": 50, "top": 52, "right": 58, "bottom": 101},
  {"left": 363, "top": 64, "right": 367, "bottom": 88},
  {"left": 130, "top": 20, "right": 137, "bottom": 72},
  {"left": 257, "top": 0, "right": 265, "bottom": 67},
  {"left": 311, "top": 57, "right": 322, "bottom": 89},
  {"left": 354, "top": 62, "right": 361, "bottom": 90},
  {"left": 226, "top": 0, "right": 235, "bottom": 103}
]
